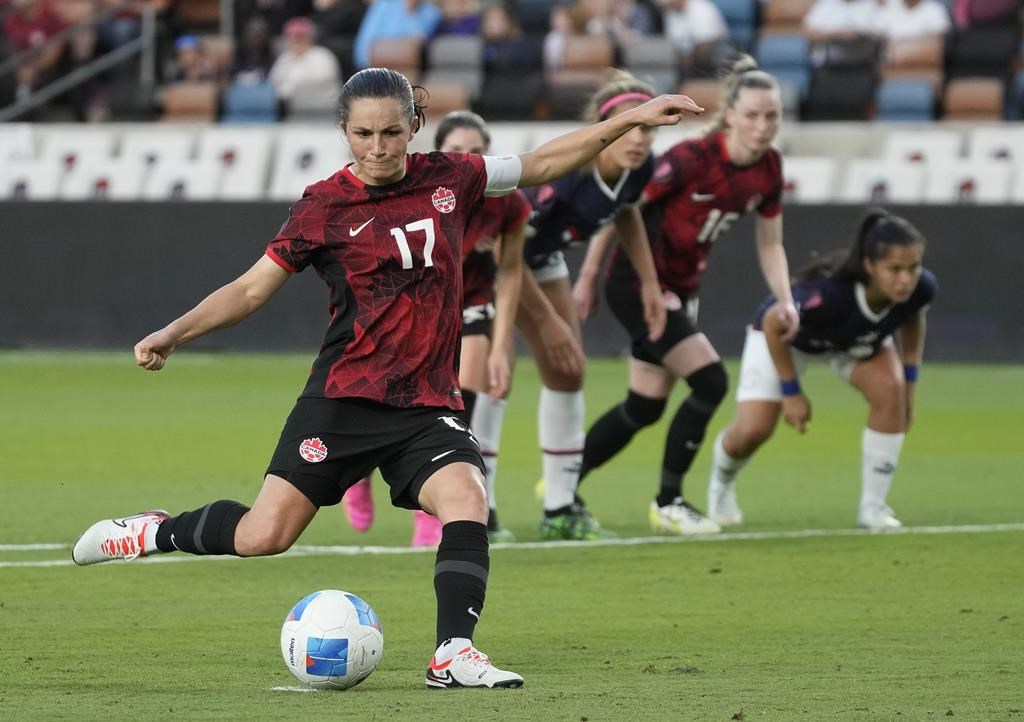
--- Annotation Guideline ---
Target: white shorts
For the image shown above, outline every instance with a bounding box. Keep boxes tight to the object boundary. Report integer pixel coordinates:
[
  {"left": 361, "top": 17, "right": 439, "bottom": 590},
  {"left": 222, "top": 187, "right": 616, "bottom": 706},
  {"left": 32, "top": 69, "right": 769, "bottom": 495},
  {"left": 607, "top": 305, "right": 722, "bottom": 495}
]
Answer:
[
  {"left": 735, "top": 327, "right": 893, "bottom": 403},
  {"left": 530, "top": 250, "right": 570, "bottom": 284}
]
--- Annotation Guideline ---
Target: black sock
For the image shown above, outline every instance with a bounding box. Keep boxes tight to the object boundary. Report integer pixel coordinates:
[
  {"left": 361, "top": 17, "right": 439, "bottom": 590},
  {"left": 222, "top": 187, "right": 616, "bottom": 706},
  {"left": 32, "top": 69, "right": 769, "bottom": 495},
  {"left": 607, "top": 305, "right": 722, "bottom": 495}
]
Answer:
[
  {"left": 579, "top": 391, "right": 665, "bottom": 486},
  {"left": 155, "top": 500, "right": 249, "bottom": 555},
  {"left": 657, "top": 363, "right": 727, "bottom": 507},
  {"left": 460, "top": 389, "right": 478, "bottom": 426},
  {"left": 434, "top": 520, "right": 489, "bottom": 647},
  {"left": 486, "top": 507, "right": 500, "bottom": 531}
]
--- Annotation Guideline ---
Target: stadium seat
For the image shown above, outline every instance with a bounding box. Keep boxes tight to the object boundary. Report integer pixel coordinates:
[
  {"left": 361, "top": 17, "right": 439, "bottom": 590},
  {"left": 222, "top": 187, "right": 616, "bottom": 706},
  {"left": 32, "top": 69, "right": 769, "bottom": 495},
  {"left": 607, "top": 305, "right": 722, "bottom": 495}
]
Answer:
[
  {"left": 966, "top": 126, "right": 1024, "bottom": 163},
  {"left": 678, "top": 78, "right": 722, "bottom": 117},
  {"left": 757, "top": 34, "right": 811, "bottom": 97},
  {"left": 943, "top": 77, "right": 1005, "bottom": 120},
  {"left": 0, "top": 159, "right": 59, "bottom": 200},
  {"left": 781, "top": 156, "right": 837, "bottom": 203},
  {"left": 222, "top": 82, "right": 279, "bottom": 124},
  {"left": 945, "top": 24, "right": 1018, "bottom": 79},
  {"left": 369, "top": 38, "right": 423, "bottom": 84},
  {"left": 882, "top": 35, "right": 943, "bottom": 89},
  {"left": 515, "top": 0, "right": 561, "bottom": 34},
  {"left": 420, "top": 81, "right": 471, "bottom": 121},
  {"left": 544, "top": 36, "right": 614, "bottom": 120},
  {"left": 424, "top": 35, "right": 484, "bottom": 100},
  {"left": 39, "top": 129, "right": 116, "bottom": 171},
  {"left": 875, "top": 78, "right": 935, "bottom": 121},
  {"left": 269, "top": 128, "right": 349, "bottom": 201},
  {"left": 839, "top": 159, "right": 926, "bottom": 203},
  {"left": 804, "top": 37, "right": 880, "bottom": 120},
  {"left": 60, "top": 159, "right": 147, "bottom": 201},
  {"left": 142, "top": 158, "right": 220, "bottom": 200},
  {"left": 922, "top": 160, "right": 1012, "bottom": 204},
  {"left": 195, "top": 127, "right": 273, "bottom": 199},
  {"left": 882, "top": 129, "right": 962, "bottom": 164},
  {"left": 620, "top": 35, "right": 680, "bottom": 95},
  {"left": 712, "top": 0, "right": 757, "bottom": 51},
  {"left": 119, "top": 129, "right": 195, "bottom": 169},
  {"left": 161, "top": 82, "right": 220, "bottom": 123},
  {"left": 0, "top": 123, "right": 34, "bottom": 162},
  {"left": 285, "top": 85, "right": 338, "bottom": 123}
]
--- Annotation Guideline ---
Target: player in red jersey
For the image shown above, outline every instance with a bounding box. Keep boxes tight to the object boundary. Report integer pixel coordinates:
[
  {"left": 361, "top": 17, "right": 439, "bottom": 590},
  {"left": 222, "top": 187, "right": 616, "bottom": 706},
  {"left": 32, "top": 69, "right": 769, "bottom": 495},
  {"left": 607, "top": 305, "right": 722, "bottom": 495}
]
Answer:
[
  {"left": 343, "top": 111, "right": 529, "bottom": 545},
  {"left": 70, "top": 67, "right": 703, "bottom": 689},
  {"left": 572, "top": 57, "right": 800, "bottom": 535},
  {"left": 519, "top": 70, "right": 670, "bottom": 541}
]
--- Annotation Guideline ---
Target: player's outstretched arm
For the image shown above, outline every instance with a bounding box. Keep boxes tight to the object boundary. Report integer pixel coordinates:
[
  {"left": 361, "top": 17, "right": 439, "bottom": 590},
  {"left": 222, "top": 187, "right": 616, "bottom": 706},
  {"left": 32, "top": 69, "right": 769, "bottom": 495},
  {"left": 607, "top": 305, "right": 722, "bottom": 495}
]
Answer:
[
  {"left": 516, "top": 95, "right": 703, "bottom": 189},
  {"left": 763, "top": 303, "right": 810, "bottom": 433},
  {"left": 755, "top": 214, "right": 799, "bottom": 341},
  {"left": 135, "top": 255, "right": 291, "bottom": 371}
]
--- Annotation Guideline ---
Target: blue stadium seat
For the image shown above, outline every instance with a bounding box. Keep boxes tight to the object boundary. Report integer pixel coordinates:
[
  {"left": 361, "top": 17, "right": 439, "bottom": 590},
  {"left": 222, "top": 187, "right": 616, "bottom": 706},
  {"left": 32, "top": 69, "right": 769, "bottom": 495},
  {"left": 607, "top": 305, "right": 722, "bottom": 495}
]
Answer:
[
  {"left": 711, "top": 0, "right": 757, "bottom": 51},
  {"left": 875, "top": 78, "right": 935, "bottom": 122},
  {"left": 757, "top": 35, "right": 811, "bottom": 97},
  {"left": 221, "top": 82, "right": 279, "bottom": 124}
]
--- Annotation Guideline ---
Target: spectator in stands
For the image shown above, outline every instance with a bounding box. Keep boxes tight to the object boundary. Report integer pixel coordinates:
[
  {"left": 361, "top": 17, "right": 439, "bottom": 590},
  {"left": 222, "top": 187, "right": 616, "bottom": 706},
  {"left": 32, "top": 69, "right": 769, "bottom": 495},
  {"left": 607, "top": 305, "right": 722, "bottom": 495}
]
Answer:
[
  {"left": 613, "top": 0, "right": 661, "bottom": 37},
  {"left": 803, "top": 0, "right": 879, "bottom": 40},
  {"left": 310, "top": 0, "right": 367, "bottom": 37},
  {"left": 543, "top": 4, "right": 579, "bottom": 71},
  {"left": 481, "top": 3, "right": 531, "bottom": 73},
  {"left": 871, "top": 0, "right": 950, "bottom": 42},
  {"left": 4, "top": 0, "right": 66, "bottom": 102},
  {"left": 235, "top": 0, "right": 313, "bottom": 37},
  {"left": 172, "top": 34, "right": 216, "bottom": 82},
  {"left": 269, "top": 16, "right": 341, "bottom": 102},
  {"left": 232, "top": 15, "right": 274, "bottom": 84},
  {"left": 656, "top": 0, "right": 731, "bottom": 77},
  {"left": 951, "top": 0, "right": 1019, "bottom": 29},
  {"left": 432, "top": 0, "right": 482, "bottom": 37},
  {"left": 353, "top": 0, "right": 440, "bottom": 70},
  {"left": 578, "top": 0, "right": 657, "bottom": 43}
]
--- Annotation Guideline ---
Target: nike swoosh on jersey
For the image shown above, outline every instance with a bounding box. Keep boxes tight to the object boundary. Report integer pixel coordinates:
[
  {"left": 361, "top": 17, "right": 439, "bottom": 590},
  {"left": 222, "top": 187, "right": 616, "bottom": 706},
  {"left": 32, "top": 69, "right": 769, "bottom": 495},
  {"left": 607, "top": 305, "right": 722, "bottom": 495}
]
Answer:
[
  {"left": 431, "top": 449, "right": 457, "bottom": 462},
  {"left": 691, "top": 192, "right": 716, "bottom": 202},
  {"left": 349, "top": 217, "right": 374, "bottom": 236}
]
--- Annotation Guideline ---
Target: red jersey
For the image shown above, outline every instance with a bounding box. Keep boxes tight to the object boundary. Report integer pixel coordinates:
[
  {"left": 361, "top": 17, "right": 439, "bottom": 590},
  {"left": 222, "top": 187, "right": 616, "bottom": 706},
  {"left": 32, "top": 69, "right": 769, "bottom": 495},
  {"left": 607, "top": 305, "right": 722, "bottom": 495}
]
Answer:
[
  {"left": 608, "top": 132, "right": 783, "bottom": 297},
  {"left": 461, "top": 190, "right": 530, "bottom": 308},
  {"left": 266, "top": 152, "right": 490, "bottom": 410}
]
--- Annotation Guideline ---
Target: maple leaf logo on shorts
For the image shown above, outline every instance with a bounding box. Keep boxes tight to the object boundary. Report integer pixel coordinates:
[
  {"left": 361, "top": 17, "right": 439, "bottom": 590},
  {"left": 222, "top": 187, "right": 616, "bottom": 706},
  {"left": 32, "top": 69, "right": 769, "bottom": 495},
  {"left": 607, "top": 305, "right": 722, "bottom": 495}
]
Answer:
[{"left": 299, "top": 437, "right": 328, "bottom": 463}]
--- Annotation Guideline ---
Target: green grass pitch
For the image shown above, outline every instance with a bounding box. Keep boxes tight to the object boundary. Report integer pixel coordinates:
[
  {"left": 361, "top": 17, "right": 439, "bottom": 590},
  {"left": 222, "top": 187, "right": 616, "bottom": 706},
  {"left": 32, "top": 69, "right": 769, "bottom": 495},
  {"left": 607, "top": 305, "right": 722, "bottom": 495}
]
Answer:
[{"left": 1, "top": 351, "right": 1022, "bottom": 720}]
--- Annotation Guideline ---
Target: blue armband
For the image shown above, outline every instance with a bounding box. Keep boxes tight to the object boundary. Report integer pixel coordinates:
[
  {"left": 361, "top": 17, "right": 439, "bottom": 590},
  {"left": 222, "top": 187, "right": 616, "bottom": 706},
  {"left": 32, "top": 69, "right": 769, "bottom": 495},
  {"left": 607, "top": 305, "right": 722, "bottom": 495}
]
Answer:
[
  {"left": 903, "top": 364, "right": 919, "bottom": 383},
  {"left": 780, "top": 379, "right": 801, "bottom": 396}
]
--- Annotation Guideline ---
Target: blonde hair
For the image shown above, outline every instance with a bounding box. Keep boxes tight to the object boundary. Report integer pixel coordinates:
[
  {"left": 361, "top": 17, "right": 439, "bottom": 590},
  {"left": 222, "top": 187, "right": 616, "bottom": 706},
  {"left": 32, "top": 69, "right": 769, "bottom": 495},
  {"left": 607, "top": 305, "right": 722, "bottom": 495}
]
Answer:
[
  {"left": 582, "top": 69, "right": 656, "bottom": 124},
  {"left": 706, "top": 55, "right": 779, "bottom": 134}
]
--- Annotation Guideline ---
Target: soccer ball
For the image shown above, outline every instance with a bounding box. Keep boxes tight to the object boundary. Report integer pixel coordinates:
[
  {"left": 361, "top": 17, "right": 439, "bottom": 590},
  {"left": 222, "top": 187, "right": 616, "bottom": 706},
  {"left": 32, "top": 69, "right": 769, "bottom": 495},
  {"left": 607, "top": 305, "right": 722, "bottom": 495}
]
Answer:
[{"left": 280, "top": 589, "right": 384, "bottom": 690}]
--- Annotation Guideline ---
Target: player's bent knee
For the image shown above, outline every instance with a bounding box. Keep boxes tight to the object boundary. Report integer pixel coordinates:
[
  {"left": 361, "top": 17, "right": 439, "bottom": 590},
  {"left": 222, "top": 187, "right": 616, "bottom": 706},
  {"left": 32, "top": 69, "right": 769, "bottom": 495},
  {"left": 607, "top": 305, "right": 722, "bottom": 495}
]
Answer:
[
  {"left": 623, "top": 390, "right": 666, "bottom": 428},
  {"left": 687, "top": 362, "right": 729, "bottom": 408}
]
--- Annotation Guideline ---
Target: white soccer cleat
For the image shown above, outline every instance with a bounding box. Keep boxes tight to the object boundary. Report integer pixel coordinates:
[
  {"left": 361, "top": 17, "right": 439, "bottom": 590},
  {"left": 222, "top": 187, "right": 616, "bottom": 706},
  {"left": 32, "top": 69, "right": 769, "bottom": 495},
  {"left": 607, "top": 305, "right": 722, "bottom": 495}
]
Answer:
[
  {"left": 858, "top": 504, "right": 902, "bottom": 531},
  {"left": 649, "top": 498, "right": 721, "bottom": 535},
  {"left": 71, "top": 510, "right": 170, "bottom": 565},
  {"left": 707, "top": 476, "right": 744, "bottom": 526},
  {"left": 425, "top": 645, "right": 524, "bottom": 689}
]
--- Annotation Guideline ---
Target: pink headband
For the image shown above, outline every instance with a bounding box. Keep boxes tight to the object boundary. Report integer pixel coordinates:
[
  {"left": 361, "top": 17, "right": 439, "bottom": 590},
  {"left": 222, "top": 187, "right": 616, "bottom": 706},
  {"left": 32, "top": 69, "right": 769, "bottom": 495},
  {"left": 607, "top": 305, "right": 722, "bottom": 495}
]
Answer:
[{"left": 598, "top": 92, "right": 653, "bottom": 119}]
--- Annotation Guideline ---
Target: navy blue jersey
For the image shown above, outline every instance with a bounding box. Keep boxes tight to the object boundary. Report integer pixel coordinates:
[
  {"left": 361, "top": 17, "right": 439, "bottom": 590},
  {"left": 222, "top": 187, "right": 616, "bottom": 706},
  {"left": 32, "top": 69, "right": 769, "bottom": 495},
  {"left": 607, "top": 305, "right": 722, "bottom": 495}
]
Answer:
[
  {"left": 753, "top": 269, "right": 938, "bottom": 359},
  {"left": 521, "top": 155, "right": 655, "bottom": 269}
]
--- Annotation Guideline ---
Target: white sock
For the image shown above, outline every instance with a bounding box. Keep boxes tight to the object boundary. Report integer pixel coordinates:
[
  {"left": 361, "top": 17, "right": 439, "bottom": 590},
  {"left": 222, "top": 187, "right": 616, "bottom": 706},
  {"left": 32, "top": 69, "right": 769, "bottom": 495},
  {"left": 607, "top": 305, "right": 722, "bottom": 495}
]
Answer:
[
  {"left": 711, "top": 431, "right": 747, "bottom": 486},
  {"left": 860, "top": 428, "right": 905, "bottom": 511},
  {"left": 539, "top": 387, "right": 584, "bottom": 511},
  {"left": 434, "top": 636, "right": 472, "bottom": 662},
  {"left": 143, "top": 517, "right": 163, "bottom": 554},
  {"left": 471, "top": 395, "right": 506, "bottom": 508}
]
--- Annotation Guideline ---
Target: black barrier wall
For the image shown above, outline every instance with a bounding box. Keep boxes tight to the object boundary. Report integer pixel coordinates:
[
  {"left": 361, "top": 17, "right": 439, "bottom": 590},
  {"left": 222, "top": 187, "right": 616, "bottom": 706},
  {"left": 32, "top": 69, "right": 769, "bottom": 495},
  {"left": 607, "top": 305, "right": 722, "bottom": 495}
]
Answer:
[{"left": 1, "top": 202, "right": 1021, "bottom": 361}]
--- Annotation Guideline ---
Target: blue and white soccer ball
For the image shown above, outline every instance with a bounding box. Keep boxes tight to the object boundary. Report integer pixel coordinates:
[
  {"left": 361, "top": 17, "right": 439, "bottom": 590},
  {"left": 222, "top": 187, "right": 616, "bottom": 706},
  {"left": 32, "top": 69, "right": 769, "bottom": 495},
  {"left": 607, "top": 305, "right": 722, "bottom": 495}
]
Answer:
[{"left": 280, "top": 589, "right": 384, "bottom": 690}]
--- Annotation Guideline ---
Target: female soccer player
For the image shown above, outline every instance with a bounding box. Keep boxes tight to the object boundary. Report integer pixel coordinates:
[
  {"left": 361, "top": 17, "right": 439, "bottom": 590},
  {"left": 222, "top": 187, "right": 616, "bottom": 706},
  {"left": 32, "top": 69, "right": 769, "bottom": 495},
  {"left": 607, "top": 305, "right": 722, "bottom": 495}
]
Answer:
[
  {"left": 343, "top": 110, "right": 529, "bottom": 546},
  {"left": 70, "top": 68, "right": 703, "bottom": 689},
  {"left": 707, "top": 209, "right": 936, "bottom": 530},
  {"left": 572, "top": 57, "right": 798, "bottom": 535},
  {"left": 518, "top": 69, "right": 668, "bottom": 541}
]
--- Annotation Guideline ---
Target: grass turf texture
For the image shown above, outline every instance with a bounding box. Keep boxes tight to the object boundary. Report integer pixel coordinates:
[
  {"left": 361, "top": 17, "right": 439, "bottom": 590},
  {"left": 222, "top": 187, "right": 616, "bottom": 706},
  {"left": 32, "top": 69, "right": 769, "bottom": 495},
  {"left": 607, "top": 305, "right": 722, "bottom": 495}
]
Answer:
[{"left": 1, "top": 352, "right": 1022, "bottom": 720}]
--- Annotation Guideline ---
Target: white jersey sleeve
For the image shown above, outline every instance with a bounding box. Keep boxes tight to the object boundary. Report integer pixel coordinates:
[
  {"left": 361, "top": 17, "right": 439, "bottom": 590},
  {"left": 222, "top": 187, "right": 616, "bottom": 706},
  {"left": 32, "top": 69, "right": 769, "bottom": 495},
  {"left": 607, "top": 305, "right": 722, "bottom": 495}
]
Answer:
[{"left": 482, "top": 154, "right": 523, "bottom": 197}]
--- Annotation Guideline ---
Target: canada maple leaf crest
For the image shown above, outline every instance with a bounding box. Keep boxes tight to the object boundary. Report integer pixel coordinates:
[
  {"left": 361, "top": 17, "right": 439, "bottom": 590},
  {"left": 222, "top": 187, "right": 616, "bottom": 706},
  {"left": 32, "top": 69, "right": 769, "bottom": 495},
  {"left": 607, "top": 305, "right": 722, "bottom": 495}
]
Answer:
[
  {"left": 432, "top": 186, "right": 456, "bottom": 213},
  {"left": 299, "top": 437, "right": 328, "bottom": 463}
]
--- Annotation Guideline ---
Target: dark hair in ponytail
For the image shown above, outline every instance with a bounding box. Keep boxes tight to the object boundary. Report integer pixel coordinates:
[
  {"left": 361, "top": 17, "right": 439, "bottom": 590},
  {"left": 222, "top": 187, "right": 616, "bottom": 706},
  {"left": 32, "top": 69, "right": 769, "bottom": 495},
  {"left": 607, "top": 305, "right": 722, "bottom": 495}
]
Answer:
[
  {"left": 799, "top": 209, "right": 926, "bottom": 283},
  {"left": 434, "top": 110, "right": 491, "bottom": 151},
  {"left": 337, "top": 67, "right": 427, "bottom": 132}
]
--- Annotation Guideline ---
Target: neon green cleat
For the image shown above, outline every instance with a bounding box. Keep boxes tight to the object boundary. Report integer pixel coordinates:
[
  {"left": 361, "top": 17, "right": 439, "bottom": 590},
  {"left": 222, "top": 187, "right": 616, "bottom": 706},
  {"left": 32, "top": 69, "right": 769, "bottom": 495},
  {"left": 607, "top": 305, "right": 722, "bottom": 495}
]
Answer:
[{"left": 540, "top": 504, "right": 617, "bottom": 541}]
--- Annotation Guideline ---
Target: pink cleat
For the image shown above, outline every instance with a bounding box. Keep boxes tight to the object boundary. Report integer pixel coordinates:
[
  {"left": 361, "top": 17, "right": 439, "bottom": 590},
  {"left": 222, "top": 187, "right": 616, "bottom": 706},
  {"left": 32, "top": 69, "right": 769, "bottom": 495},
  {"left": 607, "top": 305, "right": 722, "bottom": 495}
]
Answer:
[
  {"left": 343, "top": 478, "right": 374, "bottom": 532},
  {"left": 410, "top": 510, "right": 442, "bottom": 548}
]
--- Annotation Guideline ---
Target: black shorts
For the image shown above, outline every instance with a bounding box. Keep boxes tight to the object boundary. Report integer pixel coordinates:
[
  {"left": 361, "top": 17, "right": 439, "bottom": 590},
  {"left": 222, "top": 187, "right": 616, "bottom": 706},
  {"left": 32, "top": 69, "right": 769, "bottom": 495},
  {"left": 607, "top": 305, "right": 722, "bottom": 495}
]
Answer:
[
  {"left": 605, "top": 277, "right": 700, "bottom": 366},
  {"left": 461, "top": 302, "right": 495, "bottom": 338},
  {"left": 266, "top": 397, "right": 484, "bottom": 509}
]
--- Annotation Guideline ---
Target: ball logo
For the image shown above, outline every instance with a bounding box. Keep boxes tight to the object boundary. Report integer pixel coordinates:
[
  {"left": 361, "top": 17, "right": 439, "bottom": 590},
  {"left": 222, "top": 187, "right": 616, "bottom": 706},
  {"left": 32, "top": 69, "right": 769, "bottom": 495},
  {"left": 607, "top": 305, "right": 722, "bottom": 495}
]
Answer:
[
  {"left": 432, "top": 186, "right": 456, "bottom": 213},
  {"left": 299, "top": 437, "right": 328, "bottom": 463}
]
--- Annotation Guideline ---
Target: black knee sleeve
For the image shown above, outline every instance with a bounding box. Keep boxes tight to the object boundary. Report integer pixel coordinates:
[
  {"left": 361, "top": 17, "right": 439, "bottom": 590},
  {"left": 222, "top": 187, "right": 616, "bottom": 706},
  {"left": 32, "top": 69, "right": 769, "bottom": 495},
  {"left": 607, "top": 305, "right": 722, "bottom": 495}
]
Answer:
[
  {"left": 684, "top": 362, "right": 728, "bottom": 414},
  {"left": 621, "top": 390, "right": 666, "bottom": 429}
]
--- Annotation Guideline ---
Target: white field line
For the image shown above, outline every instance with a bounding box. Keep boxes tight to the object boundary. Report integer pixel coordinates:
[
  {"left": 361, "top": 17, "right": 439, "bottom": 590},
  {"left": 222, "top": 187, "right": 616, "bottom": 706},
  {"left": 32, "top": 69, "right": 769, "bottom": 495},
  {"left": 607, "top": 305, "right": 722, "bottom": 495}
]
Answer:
[{"left": 2, "top": 522, "right": 1023, "bottom": 569}]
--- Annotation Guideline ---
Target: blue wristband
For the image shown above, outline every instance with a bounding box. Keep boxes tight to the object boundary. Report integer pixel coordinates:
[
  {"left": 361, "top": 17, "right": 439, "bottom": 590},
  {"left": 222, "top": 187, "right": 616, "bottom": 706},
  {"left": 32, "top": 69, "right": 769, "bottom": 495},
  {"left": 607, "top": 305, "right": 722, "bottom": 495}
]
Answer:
[
  {"left": 903, "top": 364, "right": 919, "bottom": 383},
  {"left": 780, "top": 379, "right": 801, "bottom": 396}
]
